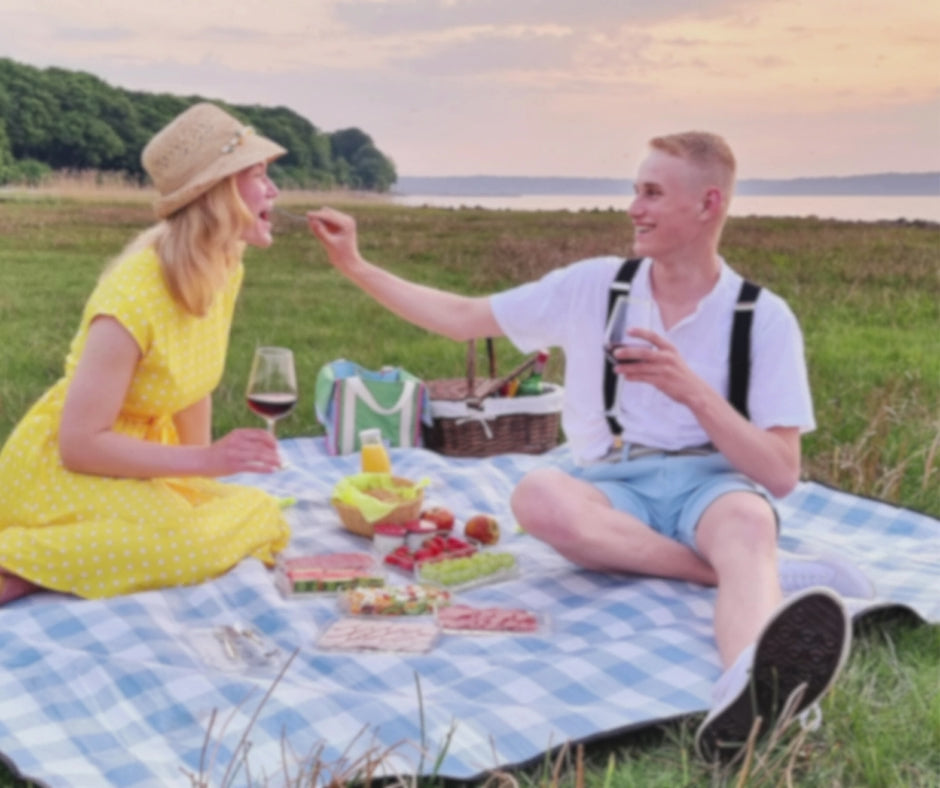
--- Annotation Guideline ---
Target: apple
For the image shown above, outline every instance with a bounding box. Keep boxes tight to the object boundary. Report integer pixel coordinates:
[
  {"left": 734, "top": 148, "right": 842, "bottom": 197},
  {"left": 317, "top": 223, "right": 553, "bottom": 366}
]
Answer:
[
  {"left": 420, "top": 506, "right": 456, "bottom": 531},
  {"left": 464, "top": 514, "right": 500, "bottom": 545}
]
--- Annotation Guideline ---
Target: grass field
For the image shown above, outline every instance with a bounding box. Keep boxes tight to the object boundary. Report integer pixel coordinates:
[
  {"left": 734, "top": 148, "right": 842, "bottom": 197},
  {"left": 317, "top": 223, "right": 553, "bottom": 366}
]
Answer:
[{"left": 0, "top": 192, "right": 937, "bottom": 786}]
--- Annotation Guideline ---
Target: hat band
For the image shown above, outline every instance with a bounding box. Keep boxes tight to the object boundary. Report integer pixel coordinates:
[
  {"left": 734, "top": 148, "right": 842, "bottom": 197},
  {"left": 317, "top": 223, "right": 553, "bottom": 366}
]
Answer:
[{"left": 220, "top": 126, "right": 255, "bottom": 155}]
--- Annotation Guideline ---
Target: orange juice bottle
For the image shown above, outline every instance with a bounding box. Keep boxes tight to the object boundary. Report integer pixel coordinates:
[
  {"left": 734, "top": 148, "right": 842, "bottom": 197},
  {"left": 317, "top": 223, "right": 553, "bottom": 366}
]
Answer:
[{"left": 359, "top": 428, "right": 391, "bottom": 473}]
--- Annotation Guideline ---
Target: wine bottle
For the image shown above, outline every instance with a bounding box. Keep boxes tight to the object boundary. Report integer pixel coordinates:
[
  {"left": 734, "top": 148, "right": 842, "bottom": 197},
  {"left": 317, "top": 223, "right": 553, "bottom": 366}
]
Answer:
[{"left": 517, "top": 349, "right": 549, "bottom": 396}]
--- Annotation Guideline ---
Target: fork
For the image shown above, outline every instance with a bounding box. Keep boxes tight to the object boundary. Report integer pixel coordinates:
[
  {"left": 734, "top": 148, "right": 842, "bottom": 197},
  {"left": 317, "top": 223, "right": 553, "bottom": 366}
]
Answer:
[{"left": 273, "top": 207, "right": 309, "bottom": 225}]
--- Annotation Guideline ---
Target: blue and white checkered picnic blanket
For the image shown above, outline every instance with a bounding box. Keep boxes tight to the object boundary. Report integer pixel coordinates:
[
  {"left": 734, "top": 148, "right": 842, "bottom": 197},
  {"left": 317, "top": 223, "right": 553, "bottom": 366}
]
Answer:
[{"left": 0, "top": 438, "right": 937, "bottom": 787}]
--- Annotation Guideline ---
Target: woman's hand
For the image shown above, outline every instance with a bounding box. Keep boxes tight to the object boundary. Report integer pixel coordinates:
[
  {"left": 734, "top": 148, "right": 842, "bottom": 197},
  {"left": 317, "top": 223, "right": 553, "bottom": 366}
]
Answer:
[{"left": 205, "top": 428, "right": 284, "bottom": 476}]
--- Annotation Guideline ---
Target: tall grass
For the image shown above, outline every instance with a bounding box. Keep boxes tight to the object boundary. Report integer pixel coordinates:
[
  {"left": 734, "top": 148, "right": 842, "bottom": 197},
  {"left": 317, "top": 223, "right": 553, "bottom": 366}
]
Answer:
[
  {"left": 0, "top": 193, "right": 937, "bottom": 787},
  {"left": 1, "top": 193, "right": 936, "bottom": 514}
]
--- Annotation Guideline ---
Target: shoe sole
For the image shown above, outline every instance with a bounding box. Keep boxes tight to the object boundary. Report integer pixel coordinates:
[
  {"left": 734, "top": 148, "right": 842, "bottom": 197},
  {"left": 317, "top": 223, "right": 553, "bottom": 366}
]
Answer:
[{"left": 695, "top": 588, "right": 851, "bottom": 763}]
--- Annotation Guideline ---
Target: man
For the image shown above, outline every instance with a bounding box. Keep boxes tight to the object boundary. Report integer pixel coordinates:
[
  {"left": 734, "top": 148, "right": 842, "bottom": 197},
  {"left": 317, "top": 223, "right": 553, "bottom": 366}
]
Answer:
[{"left": 307, "top": 131, "right": 871, "bottom": 761}]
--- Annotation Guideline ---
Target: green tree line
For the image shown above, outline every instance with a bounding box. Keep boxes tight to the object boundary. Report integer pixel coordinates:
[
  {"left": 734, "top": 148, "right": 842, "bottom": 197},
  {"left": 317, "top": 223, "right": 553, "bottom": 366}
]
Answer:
[{"left": 0, "top": 57, "right": 397, "bottom": 192}]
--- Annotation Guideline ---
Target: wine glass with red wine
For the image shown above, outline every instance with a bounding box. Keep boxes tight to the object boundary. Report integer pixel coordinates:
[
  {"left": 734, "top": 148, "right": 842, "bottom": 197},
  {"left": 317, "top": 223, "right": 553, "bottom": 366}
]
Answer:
[
  {"left": 603, "top": 295, "right": 654, "bottom": 365},
  {"left": 246, "top": 347, "right": 298, "bottom": 437}
]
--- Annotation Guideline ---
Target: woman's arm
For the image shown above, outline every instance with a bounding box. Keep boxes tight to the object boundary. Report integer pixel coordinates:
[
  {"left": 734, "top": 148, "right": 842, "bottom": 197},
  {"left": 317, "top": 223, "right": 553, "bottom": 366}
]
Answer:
[
  {"left": 58, "top": 316, "right": 282, "bottom": 478},
  {"left": 174, "top": 395, "right": 212, "bottom": 445}
]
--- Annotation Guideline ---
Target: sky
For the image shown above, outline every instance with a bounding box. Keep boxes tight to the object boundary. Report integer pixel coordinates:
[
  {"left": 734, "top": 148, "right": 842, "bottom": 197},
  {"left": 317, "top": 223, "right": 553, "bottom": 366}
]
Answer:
[{"left": 2, "top": 0, "right": 938, "bottom": 180}]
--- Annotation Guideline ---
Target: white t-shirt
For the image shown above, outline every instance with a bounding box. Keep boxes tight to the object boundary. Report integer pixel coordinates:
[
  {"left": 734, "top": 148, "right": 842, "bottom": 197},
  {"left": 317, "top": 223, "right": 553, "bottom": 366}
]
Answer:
[{"left": 490, "top": 256, "right": 815, "bottom": 464}]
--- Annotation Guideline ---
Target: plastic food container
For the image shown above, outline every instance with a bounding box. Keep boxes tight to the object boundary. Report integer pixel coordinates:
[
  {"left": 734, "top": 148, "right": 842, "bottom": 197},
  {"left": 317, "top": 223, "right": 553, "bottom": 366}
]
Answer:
[
  {"left": 414, "top": 551, "right": 519, "bottom": 592},
  {"left": 316, "top": 617, "right": 440, "bottom": 653},
  {"left": 275, "top": 552, "right": 385, "bottom": 596},
  {"left": 436, "top": 604, "right": 549, "bottom": 636},
  {"left": 373, "top": 523, "right": 407, "bottom": 555},
  {"left": 187, "top": 624, "right": 283, "bottom": 672},
  {"left": 382, "top": 535, "right": 477, "bottom": 573},
  {"left": 404, "top": 519, "right": 440, "bottom": 551},
  {"left": 338, "top": 584, "right": 451, "bottom": 616}
]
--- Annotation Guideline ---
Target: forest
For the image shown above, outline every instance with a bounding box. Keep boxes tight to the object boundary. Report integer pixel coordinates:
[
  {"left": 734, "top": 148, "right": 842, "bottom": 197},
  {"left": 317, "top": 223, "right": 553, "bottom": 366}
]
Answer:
[{"left": 0, "top": 57, "right": 397, "bottom": 192}]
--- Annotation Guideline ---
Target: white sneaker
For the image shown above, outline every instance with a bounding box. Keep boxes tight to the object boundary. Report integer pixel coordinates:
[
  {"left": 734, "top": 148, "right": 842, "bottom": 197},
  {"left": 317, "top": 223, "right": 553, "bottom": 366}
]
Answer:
[
  {"left": 778, "top": 552, "right": 875, "bottom": 599},
  {"left": 695, "top": 587, "right": 852, "bottom": 763}
]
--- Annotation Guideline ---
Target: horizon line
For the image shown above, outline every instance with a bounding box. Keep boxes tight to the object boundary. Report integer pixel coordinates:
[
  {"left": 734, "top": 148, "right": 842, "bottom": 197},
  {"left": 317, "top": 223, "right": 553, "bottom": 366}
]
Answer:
[{"left": 398, "top": 171, "right": 940, "bottom": 182}]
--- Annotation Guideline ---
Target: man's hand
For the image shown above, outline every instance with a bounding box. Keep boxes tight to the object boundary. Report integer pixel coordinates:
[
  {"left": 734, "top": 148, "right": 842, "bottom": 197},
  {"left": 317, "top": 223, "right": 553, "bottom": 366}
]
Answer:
[
  {"left": 612, "top": 327, "right": 704, "bottom": 407},
  {"left": 613, "top": 328, "right": 802, "bottom": 497},
  {"left": 307, "top": 207, "right": 362, "bottom": 272}
]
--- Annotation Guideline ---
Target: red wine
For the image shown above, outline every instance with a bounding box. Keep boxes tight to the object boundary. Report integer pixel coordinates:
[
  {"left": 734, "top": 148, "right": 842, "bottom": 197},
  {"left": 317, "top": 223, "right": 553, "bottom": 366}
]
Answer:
[
  {"left": 247, "top": 392, "right": 297, "bottom": 419},
  {"left": 604, "top": 343, "right": 641, "bottom": 365}
]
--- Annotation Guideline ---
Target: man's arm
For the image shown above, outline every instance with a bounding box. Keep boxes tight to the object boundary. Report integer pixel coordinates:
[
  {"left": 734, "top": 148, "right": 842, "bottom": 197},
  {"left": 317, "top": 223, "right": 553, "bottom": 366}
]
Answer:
[
  {"left": 683, "top": 384, "right": 801, "bottom": 497},
  {"left": 307, "top": 207, "right": 503, "bottom": 342},
  {"left": 614, "top": 328, "right": 801, "bottom": 496}
]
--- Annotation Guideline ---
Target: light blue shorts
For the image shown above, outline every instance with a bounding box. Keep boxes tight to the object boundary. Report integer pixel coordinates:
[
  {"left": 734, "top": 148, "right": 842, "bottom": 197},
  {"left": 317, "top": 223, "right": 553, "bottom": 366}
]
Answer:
[{"left": 568, "top": 447, "right": 778, "bottom": 552}]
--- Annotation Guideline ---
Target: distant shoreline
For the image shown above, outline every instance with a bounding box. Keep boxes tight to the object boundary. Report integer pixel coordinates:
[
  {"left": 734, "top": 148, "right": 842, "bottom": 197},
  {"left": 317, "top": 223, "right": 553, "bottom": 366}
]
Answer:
[
  {"left": 2, "top": 170, "right": 936, "bottom": 202},
  {"left": 390, "top": 192, "right": 940, "bottom": 223}
]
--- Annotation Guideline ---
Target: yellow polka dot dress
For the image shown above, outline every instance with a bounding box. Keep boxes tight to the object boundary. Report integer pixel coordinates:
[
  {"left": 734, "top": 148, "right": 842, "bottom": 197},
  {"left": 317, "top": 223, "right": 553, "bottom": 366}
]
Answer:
[{"left": 0, "top": 247, "right": 290, "bottom": 598}]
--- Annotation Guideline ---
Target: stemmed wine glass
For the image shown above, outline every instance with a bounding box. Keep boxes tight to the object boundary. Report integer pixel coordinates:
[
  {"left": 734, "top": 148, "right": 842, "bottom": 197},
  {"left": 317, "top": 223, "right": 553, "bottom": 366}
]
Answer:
[
  {"left": 246, "top": 347, "right": 298, "bottom": 465},
  {"left": 604, "top": 295, "right": 654, "bottom": 365}
]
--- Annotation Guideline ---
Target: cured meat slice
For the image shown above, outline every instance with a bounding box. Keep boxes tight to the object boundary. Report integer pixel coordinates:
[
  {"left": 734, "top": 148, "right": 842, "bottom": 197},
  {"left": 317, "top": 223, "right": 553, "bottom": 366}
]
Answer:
[
  {"left": 437, "top": 604, "right": 540, "bottom": 633},
  {"left": 317, "top": 618, "right": 439, "bottom": 653}
]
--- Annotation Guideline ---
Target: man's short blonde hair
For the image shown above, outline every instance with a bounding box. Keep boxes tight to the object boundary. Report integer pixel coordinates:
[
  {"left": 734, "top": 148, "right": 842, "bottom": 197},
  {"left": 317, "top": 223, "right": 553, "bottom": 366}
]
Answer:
[{"left": 649, "top": 131, "right": 736, "bottom": 195}]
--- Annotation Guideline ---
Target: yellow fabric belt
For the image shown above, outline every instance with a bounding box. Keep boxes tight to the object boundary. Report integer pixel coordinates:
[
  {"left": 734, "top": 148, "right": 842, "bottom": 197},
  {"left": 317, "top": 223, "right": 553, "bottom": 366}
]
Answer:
[{"left": 120, "top": 411, "right": 177, "bottom": 444}]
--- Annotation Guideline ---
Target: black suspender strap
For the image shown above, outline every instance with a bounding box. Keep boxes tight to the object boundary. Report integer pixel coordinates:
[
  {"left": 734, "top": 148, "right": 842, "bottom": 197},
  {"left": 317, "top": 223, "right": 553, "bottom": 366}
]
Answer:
[
  {"left": 604, "top": 260, "right": 762, "bottom": 437},
  {"left": 729, "top": 279, "right": 761, "bottom": 419},
  {"left": 604, "top": 258, "right": 642, "bottom": 435}
]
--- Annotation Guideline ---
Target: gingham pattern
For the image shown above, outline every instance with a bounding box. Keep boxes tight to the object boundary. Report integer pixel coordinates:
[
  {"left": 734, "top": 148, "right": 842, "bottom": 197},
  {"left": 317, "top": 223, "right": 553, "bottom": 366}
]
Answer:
[{"left": 0, "top": 438, "right": 936, "bottom": 787}]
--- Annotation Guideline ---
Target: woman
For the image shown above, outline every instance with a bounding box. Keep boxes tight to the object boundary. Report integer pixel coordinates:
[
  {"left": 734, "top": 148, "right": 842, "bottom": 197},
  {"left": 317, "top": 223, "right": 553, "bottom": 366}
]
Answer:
[{"left": 0, "top": 103, "right": 291, "bottom": 603}]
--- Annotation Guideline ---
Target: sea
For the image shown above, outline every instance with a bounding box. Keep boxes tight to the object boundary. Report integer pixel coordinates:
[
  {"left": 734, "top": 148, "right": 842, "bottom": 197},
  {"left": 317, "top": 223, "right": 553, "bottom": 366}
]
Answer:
[{"left": 390, "top": 193, "right": 940, "bottom": 223}]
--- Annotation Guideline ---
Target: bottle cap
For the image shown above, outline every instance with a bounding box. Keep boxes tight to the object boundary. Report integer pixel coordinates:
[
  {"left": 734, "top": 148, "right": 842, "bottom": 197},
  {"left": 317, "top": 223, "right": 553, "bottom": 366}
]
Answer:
[
  {"left": 533, "top": 348, "right": 550, "bottom": 371},
  {"left": 359, "top": 428, "right": 382, "bottom": 445}
]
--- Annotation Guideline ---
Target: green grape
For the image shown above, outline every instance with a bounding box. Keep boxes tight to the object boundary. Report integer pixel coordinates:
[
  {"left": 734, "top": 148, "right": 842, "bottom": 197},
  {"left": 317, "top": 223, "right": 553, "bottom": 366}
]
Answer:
[{"left": 419, "top": 550, "right": 518, "bottom": 588}]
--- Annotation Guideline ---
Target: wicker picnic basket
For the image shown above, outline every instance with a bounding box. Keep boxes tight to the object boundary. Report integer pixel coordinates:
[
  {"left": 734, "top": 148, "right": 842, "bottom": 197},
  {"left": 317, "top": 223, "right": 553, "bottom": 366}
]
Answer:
[
  {"left": 332, "top": 476, "right": 424, "bottom": 538},
  {"left": 421, "top": 339, "right": 563, "bottom": 458}
]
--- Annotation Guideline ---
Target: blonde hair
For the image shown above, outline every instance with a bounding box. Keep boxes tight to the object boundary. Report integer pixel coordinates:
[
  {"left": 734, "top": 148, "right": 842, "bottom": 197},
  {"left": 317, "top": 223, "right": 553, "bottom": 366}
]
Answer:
[
  {"left": 103, "top": 175, "right": 252, "bottom": 316},
  {"left": 649, "top": 131, "right": 736, "bottom": 196}
]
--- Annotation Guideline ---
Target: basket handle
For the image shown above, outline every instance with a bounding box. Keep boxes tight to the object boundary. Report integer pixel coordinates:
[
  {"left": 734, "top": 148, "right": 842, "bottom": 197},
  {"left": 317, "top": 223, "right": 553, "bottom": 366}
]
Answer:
[
  {"left": 465, "top": 338, "right": 496, "bottom": 393},
  {"left": 469, "top": 339, "right": 541, "bottom": 402}
]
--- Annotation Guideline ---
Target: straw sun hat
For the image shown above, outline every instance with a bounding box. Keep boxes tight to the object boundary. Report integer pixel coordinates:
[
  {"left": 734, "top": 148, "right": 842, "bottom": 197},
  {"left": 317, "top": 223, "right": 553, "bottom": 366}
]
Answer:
[{"left": 142, "top": 102, "right": 287, "bottom": 219}]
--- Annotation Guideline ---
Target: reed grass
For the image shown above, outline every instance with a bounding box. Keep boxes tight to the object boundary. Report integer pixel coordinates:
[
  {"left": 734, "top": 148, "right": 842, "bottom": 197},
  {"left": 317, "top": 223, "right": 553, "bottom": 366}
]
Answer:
[{"left": 0, "top": 192, "right": 937, "bottom": 787}]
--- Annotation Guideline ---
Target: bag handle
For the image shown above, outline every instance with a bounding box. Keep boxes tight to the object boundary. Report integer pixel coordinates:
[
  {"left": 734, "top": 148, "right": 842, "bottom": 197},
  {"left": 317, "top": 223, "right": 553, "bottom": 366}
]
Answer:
[{"left": 338, "top": 377, "right": 419, "bottom": 452}]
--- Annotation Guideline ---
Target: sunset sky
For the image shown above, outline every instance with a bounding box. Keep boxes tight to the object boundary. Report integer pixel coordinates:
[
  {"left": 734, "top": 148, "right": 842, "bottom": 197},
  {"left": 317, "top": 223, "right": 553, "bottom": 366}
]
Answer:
[{"left": 2, "top": 0, "right": 938, "bottom": 180}]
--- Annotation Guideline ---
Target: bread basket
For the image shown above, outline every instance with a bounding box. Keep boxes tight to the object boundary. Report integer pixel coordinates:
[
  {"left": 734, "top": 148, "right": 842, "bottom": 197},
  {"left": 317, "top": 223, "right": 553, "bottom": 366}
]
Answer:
[{"left": 331, "top": 474, "right": 425, "bottom": 538}]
